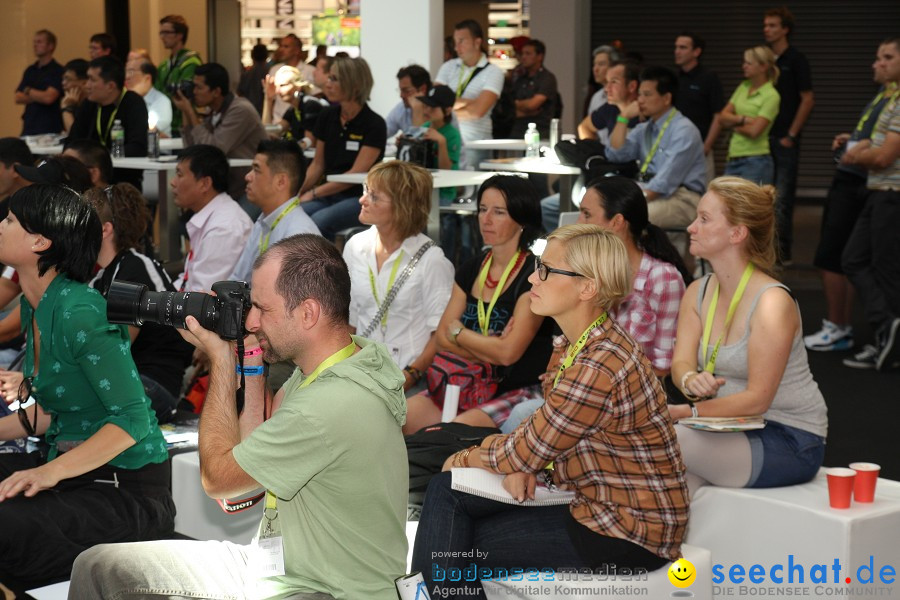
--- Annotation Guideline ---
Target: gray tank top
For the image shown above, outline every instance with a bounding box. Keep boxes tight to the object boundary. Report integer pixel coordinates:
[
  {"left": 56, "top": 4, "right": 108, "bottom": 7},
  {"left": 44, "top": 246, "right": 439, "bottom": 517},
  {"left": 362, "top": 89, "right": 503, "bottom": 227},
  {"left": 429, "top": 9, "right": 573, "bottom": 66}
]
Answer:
[{"left": 696, "top": 275, "right": 828, "bottom": 437}]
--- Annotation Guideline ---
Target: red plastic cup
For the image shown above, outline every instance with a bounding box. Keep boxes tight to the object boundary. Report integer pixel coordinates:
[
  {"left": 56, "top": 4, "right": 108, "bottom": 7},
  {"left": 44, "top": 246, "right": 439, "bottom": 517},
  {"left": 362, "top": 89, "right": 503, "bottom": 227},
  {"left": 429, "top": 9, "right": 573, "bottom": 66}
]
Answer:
[
  {"left": 826, "top": 468, "right": 856, "bottom": 509},
  {"left": 850, "top": 462, "right": 880, "bottom": 503}
]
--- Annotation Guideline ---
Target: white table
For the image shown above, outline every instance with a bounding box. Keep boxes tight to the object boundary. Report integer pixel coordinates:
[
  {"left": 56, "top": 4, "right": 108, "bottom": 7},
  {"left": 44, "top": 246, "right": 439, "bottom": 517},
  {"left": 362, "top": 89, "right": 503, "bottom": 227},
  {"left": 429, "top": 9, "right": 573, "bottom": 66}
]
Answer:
[
  {"left": 27, "top": 137, "right": 184, "bottom": 156},
  {"left": 113, "top": 157, "right": 253, "bottom": 264},
  {"left": 480, "top": 157, "right": 581, "bottom": 211},
  {"left": 467, "top": 139, "right": 548, "bottom": 153},
  {"left": 327, "top": 169, "right": 501, "bottom": 242}
]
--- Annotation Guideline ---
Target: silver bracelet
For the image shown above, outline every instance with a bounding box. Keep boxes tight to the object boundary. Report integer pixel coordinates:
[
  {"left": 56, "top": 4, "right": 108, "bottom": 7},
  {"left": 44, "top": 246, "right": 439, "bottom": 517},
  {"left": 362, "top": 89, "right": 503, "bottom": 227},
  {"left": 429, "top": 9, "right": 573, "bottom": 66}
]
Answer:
[{"left": 680, "top": 370, "right": 700, "bottom": 398}]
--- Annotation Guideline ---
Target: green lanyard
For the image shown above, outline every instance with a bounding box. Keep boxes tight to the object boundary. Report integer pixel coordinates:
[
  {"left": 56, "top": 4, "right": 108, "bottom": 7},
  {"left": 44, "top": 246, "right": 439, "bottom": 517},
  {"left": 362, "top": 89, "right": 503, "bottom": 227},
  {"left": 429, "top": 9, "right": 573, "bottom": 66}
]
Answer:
[
  {"left": 455, "top": 63, "right": 479, "bottom": 98},
  {"left": 700, "top": 263, "right": 755, "bottom": 373},
  {"left": 553, "top": 312, "right": 608, "bottom": 388},
  {"left": 367, "top": 250, "right": 404, "bottom": 333},
  {"left": 639, "top": 108, "right": 677, "bottom": 179},
  {"left": 95, "top": 88, "right": 127, "bottom": 147},
  {"left": 258, "top": 199, "right": 300, "bottom": 255},
  {"left": 476, "top": 250, "right": 521, "bottom": 336},
  {"left": 265, "top": 340, "right": 356, "bottom": 518}
]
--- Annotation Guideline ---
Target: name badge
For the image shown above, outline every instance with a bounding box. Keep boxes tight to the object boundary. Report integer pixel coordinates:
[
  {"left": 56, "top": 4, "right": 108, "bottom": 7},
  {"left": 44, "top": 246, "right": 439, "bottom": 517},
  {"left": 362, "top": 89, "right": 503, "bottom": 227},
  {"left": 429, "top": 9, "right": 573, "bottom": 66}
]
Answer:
[
  {"left": 346, "top": 140, "right": 360, "bottom": 151},
  {"left": 251, "top": 535, "right": 286, "bottom": 577}
]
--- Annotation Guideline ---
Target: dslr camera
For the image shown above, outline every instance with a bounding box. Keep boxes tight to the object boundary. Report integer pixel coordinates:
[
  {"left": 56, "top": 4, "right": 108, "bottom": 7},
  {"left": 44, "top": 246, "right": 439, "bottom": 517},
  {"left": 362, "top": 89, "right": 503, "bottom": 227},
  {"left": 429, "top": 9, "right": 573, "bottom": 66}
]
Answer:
[
  {"left": 166, "top": 80, "right": 195, "bottom": 101},
  {"left": 106, "top": 280, "right": 251, "bottom": 341}
]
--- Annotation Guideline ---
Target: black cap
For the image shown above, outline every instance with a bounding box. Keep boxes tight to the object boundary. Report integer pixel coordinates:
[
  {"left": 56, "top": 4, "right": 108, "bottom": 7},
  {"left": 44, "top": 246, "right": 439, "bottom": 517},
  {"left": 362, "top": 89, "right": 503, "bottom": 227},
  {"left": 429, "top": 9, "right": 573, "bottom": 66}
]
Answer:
[
  {"left": 417, "top": 85, "right": 455, "bottom": 109},
  {"left": 14, "top": 159, "right": 66, "bottom": 185}
]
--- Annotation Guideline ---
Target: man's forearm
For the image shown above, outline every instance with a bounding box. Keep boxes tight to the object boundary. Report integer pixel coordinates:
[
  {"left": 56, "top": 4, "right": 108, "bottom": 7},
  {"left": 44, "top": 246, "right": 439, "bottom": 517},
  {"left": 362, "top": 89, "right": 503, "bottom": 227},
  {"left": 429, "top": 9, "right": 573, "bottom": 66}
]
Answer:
[
  {"left": 609, "top": 121, "right": 628, "bottom": 149},
  {"left": 199, "top": 353, "right": 241, "bottom": 475},
  {"left": 788, "top": 93, "right": 815, "bottom": 137}
]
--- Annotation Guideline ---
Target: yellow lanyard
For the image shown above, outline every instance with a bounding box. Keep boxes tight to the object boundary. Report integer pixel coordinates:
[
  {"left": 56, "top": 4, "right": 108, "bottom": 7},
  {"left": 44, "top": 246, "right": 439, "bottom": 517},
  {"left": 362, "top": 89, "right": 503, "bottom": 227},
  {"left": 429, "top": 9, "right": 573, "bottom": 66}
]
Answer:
[
  {"left": 476, "top": 250, "right": 521, "bottom": 336},
  {"left": 700, "top": 263, "right": 755, "bottom": 373},
  {"left": 367, "top": 250, "right": 404, "bottom": 332},
  {"left": 258, "top": 199, "right": 300, "bottom": 255},
  {"left": 639, "top": 109, "right": 676, "bottom": 178},
  {"left": 553, "top": 312, "right": 608, "bottom": 388},
  {"left": 265, "top": 340, "right": 356, "bottom": 517},
  {"left": 95, "top": 89, "right": 127, "bottom": 147},
  {"left": 855, "top": 90, "right": 887, "bottom": 133},
  {"left": 455, "top": 62, "right": 479, "bottom": 98}
]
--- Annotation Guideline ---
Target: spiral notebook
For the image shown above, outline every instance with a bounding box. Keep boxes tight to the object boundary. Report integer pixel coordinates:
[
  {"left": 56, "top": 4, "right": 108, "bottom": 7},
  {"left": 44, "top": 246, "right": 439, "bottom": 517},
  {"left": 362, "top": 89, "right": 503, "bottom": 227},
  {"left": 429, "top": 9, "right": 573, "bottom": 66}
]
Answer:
[
  {"left": 679, "top": 416, "right": 765, "bottom": 432},
  {"left": 450, "top": 468, "right": 575, "bottom": 506}
]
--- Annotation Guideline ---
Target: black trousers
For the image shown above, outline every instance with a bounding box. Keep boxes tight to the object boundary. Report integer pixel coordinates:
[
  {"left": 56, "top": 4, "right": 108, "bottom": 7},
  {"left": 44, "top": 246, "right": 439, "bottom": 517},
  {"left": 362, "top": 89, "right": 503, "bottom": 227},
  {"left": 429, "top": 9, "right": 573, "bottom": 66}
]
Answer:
[
  {"left": 0, "top": 452, "right": 175, "bottom": 592},
  {"left": 842, "top": 190, "right": 900, "bottom": 333}
]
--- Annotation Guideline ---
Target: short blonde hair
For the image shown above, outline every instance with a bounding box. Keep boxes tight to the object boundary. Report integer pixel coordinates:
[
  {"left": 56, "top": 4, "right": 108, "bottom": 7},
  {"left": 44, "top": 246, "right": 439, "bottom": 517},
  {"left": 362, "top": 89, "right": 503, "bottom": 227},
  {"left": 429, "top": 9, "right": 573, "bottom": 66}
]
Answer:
[
  {"left": 274, "top": 65, "right": 303, "bottom": 86},
  {"left": 366, "top": 161, "right": 431, "bottom": 239},
  {"left": 744, "top": 46, "right": 780, "bottom": 83},
  {"left": 546, "top": 224, "right": 631, "bottom": 311},
  {"left": 331, "top": 56, "right": 374, "bottom": 105},
  {"left": 707, "top": 176, "right": 778, "bottom": 275}
]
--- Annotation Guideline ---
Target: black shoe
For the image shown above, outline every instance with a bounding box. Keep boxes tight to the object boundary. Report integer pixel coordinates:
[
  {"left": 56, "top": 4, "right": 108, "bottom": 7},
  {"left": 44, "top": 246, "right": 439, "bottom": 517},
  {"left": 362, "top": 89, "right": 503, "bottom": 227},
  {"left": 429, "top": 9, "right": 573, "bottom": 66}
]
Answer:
[{"left": 876, "top": 318, "right": 900, "bottom": 371}]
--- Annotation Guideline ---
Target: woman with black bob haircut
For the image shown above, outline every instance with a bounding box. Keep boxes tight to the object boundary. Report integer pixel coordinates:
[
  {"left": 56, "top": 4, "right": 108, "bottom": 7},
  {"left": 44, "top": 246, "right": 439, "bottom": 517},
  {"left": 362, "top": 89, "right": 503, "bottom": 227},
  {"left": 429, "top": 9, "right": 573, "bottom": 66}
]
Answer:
[
  {"left": 0, "top": 184, "right": 174, "bottom": 594},
  {"left": 404, "top": 174, "right": 554, "bottom": 434}
]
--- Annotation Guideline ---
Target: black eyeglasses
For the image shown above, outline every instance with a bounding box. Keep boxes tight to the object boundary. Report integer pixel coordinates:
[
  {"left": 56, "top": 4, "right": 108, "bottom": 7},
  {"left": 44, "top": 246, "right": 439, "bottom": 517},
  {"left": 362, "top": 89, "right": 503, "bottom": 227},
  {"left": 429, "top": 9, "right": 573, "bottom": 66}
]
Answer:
[
  {"left": 534, "top": 257, "right": 583, "bottom": 281},
  {"left": 16, "top": 376, "right": 37, "bottom": 437}
]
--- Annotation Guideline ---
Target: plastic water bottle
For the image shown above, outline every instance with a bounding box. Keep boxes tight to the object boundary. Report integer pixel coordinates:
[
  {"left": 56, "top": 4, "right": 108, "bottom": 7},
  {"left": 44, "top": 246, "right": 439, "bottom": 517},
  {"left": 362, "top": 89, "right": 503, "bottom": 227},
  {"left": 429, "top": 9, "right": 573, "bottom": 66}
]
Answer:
[
  {"left": 110, "top": 119, "right": 125, "bottom": 158},
  {"left": 524, "top": 122, "right": 540, "bottom": 158}
]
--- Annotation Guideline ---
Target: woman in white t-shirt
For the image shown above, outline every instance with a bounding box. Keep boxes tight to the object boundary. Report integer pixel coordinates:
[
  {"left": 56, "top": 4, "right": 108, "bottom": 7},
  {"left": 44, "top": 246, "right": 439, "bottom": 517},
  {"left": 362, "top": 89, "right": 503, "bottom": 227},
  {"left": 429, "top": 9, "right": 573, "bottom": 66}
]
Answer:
[{"left": 342, "top": 161, "right": 454, "bottom": 394}]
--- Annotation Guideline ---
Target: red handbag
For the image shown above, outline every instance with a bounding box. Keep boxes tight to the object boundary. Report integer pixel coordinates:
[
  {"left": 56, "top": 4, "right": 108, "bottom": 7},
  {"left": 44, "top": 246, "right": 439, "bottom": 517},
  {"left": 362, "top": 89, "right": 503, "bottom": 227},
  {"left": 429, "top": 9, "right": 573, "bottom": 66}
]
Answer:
[{"left": 426, "top": 351, "right": 499, "bottom": 414}]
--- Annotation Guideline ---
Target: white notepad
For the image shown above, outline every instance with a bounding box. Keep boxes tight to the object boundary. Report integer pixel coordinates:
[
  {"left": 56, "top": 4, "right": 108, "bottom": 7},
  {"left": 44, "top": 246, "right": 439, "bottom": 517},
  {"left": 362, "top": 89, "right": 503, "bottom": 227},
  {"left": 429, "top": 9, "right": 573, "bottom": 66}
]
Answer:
[{"left": 451, "top": 468, "right": 575, "bottom": 506}]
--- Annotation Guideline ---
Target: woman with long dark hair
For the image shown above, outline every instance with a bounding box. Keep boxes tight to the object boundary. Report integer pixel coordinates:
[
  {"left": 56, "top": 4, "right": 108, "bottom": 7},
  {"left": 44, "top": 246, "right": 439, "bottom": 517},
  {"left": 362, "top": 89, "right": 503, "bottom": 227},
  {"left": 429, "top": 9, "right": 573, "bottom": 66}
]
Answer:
[
  {"left": 578, "top": 176, "right": 690, "bottom": 375},
  {"left": 0, "top": 185, "right": 174, "bottom": 593}
]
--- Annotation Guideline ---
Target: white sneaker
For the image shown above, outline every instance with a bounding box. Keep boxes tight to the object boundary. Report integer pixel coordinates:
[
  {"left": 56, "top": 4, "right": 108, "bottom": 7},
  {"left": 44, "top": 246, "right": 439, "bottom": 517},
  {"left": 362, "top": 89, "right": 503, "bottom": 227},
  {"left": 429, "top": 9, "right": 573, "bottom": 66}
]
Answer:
[
  {"left": 804, "top": 319, "right": 854, "bottom": 351},
  {"left": 842, "top": 345, "right": 878, "bottom": 369}
]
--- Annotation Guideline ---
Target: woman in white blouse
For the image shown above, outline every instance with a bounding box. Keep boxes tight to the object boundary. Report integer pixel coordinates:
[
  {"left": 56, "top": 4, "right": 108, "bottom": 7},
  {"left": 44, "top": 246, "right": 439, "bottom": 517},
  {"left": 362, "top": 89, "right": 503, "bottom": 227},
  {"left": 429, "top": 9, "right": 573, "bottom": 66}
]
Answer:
[{"left": 342, "top": 161, "right": 454, "bottom": 393}]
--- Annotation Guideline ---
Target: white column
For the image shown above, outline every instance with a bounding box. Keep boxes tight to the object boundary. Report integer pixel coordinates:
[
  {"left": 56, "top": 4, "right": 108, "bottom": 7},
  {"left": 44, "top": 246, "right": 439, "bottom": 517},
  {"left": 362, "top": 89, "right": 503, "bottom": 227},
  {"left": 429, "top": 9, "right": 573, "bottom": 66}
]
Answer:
[
  {"left": 529, "top": 0, "right": 591, "bottom": 135},
  {"left": 360, "top": 0, "right": 443, "bottom": 120}
]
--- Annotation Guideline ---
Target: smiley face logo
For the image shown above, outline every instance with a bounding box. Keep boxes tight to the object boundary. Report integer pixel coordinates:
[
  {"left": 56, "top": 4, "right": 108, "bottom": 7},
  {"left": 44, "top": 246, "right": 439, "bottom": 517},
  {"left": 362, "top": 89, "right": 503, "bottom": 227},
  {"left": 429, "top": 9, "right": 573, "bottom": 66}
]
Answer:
[{"left": 668, "top": 558, "right": 696, "bottom": 588}]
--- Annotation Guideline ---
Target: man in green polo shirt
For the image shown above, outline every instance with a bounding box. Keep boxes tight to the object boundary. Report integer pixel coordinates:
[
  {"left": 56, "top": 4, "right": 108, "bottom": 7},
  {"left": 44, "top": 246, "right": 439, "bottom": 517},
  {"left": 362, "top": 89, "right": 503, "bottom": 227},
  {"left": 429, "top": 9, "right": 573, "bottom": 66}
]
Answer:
[
  {"left": 155, "top": 14, "right": 202, "bottom": 136},
  {"left": 71, "top": 234, "right": 409, "bottom": 600}
]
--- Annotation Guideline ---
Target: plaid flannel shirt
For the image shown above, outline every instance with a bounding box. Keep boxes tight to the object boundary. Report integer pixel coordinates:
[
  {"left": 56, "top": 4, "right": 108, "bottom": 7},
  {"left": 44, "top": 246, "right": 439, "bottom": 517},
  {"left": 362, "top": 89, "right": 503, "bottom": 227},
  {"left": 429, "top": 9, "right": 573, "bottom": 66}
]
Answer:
[
  {"left": 481, "top": 317, "right": 689, "bottom": 560},
  {"left": 611, "top": 253, "right": 685, "bottom": 372}
]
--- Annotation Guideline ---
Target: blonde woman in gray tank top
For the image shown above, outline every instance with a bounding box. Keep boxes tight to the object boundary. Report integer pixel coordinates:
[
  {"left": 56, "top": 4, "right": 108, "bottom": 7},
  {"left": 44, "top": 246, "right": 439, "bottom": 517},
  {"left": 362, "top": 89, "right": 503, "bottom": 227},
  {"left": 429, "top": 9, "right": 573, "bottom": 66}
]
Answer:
[{"left": 668, "top": 177, "right": 827, "bottom": 496}]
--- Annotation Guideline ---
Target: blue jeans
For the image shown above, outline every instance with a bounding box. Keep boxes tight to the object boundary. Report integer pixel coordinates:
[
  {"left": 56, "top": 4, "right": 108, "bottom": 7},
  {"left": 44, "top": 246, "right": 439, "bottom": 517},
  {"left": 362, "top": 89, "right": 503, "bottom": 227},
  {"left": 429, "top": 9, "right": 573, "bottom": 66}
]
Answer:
[
  {"left": 771, "top": 138, "right": 800, "bottom": 261},
  {"left": 302, "top": 190, "right": 362, "bottom": 241},
  {"left": 745, "top": 421, "right": 826, "bottom": 488},
  {"left": 411, "top": 472, "right": 666, "bottom": 599},
  {"left": 724, "top": 154, "right": 774, "bottom": 186},
  {"left": 541, "top": 194, "right": 560, "bottom": 233},
  {"left": 500, "top": 398, "right": 544, "bottom": 433}
]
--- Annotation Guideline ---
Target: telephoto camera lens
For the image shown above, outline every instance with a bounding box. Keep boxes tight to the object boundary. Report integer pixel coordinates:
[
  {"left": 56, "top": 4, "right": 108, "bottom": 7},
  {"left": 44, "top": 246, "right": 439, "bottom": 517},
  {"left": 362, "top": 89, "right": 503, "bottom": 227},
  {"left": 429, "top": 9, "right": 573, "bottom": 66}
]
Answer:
[{"left": 106, "top": 281, "right": 220, "bottom": 331}]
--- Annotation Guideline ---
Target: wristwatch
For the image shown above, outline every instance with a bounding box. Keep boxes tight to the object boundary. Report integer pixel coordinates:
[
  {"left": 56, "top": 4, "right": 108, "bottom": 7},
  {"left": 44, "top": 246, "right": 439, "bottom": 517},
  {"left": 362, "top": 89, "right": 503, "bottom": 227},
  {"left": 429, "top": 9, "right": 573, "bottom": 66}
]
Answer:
[{"left": 449, "top": 326, "right": 463, "bottom": 344}]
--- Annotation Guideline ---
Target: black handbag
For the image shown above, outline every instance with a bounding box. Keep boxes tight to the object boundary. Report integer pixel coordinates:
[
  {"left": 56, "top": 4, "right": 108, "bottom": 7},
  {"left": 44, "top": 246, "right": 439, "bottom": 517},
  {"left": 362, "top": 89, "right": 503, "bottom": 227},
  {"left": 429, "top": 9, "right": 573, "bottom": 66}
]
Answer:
[{"left": 554, "top": 138, "right": 639, "bottom": 181}]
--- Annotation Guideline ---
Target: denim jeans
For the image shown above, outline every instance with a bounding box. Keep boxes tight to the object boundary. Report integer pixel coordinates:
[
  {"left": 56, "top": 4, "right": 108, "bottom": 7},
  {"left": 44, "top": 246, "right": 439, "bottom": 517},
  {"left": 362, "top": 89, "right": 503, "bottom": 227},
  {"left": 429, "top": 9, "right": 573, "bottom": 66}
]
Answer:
[
  {"left": 70, "top": 541, "right": 335, "bottom": 599},
  {"left": 745, "top": 421, "right": 826, "bottom": 488},
  {"left": 770, "top": 138, "right": 800, "bottom": 261},
  {"left": 724, "top": 154, "right": 774, "bottom": 186},
  {"left": 411, "top": 472, "right": 667, "bottom": 600},
  {"left": 301, "top": 190, "right": 362, "bottom": 241},
  {"left": 541, "top": 193, "right": 560, "bottom": 233}
]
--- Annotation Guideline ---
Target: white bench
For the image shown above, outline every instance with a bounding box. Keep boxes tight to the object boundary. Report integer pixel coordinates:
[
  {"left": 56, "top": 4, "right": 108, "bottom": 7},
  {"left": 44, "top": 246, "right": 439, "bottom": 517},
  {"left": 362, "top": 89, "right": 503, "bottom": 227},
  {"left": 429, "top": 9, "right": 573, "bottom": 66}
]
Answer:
[
  {"left": 172, "top": 451, "right": 262, "bottom": 544},
  {"left": 686, "top": 468, "right": 900, "bottom": 598}
]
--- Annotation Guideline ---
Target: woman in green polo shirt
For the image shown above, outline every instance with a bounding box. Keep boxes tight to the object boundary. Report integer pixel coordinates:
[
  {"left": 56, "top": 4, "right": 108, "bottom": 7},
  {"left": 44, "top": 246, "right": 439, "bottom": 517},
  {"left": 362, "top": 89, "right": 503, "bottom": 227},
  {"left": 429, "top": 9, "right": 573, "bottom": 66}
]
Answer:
[
  {"left": 719, "top": 46, "right": 781, "bottom": 185},
  {"left": 0, "top": 184, "right": 174, "bottom": 593}
]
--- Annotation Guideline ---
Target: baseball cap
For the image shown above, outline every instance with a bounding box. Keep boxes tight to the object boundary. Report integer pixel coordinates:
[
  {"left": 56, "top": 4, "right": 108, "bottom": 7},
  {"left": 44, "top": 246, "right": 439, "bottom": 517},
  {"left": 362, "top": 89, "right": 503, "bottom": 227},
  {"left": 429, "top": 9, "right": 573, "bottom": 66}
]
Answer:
[
  {"left": 14, "top": 159, "right": 66, "bottom": 185},
  {"left": 417, "top": 85, "right": 455, "bottom": 109}
]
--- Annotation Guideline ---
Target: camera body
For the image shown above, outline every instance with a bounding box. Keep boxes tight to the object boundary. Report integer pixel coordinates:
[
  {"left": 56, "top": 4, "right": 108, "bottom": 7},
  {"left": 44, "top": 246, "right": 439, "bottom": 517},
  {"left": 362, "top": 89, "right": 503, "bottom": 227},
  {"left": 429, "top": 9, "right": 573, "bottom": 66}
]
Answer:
[
  {"left": 106, "top": 280, "right": 251, "bottom": 341},
  {"left": 166, "top": 80, "right": 195, "bottom": 101}
]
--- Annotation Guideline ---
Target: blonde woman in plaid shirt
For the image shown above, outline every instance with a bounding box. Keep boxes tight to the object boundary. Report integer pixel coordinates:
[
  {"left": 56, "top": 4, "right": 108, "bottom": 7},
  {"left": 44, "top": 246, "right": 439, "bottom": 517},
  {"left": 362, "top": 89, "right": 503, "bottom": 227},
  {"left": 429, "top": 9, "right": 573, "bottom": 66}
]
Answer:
[{"left": 411, "top": 225, "right": 689, "bottom": 599}]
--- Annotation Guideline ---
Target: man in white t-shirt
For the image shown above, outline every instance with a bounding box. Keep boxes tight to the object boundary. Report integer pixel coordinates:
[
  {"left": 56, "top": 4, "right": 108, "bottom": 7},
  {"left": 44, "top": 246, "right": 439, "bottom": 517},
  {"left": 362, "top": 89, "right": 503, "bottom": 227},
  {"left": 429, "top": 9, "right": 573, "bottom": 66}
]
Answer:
[{"left": 434, "top": 19, "right": 504, "bottom": 169}]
